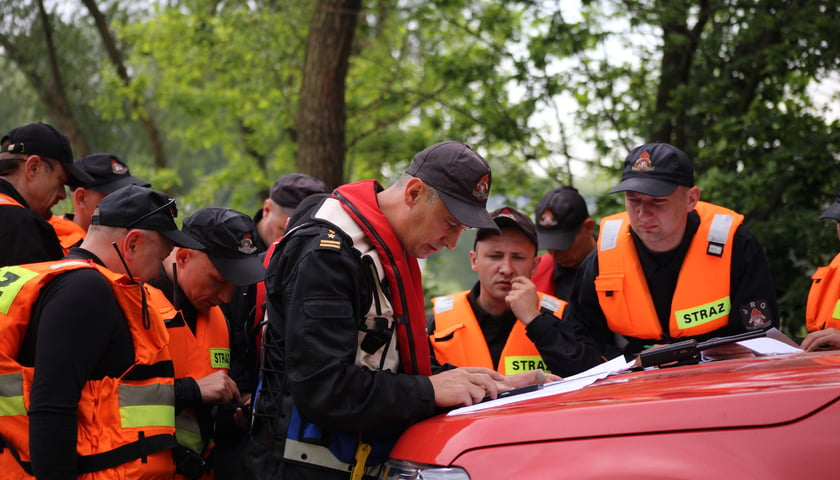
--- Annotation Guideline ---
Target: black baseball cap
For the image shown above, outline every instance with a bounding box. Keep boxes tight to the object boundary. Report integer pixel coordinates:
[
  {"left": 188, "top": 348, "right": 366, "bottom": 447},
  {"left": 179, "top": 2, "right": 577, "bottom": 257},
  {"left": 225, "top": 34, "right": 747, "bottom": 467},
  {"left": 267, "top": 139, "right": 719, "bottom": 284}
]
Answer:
[
  {"left": 476, "top": 206, "right": 538, "bottom": 249},
  {"left": 269, "top": 173, "right": 327, "bottom": 214},
  {"left": 71, "top": 153, "right": 150, "bottom": 193},
  {"left": 1, "top": 122, "right": 94, "bottom": 186},
  {"left": 406, "top": 141, "right": 497, "bottom": 231},
  {"left": 535, "top": 186, "right": 589, "bottom": 251},
  {"left": 819, "top": 188, "right": 840, "bottom": 221},
  {"left": 182, "top": 207, "right": 265, "bottom": 286},
  {"left": 609, "top": 142, "right": 694, "bottom": 197},
  {"left": 91, "top": 184, "right": 204, "bottom": 249}
]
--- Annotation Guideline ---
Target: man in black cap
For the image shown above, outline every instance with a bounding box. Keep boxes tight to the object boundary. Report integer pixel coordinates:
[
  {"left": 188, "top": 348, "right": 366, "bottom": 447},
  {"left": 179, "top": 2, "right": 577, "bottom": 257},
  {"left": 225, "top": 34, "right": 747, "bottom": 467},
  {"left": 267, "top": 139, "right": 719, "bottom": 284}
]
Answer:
[
  {"left": 801, "top": 188, "right": 840, "bottom": 350},
  {"left": 255, "top": 173, "right": 327, "bottom": 251},
  {"left": 248, "top": 141, "right": 546, "bottom": 480},
  {"left": 531, "top": 186, "right": 597, "bottom": 301},
  {"left": 566, "top": 142, "right": 779, "bottom": 360},
  {"left": 147, "top": 206, "right": 265, "bottom": 478},
  {"left": 428, "top": 206, "right": 603, "bottom": 378},
  {"left": 49, "top": 153, "right": 150, "bottom": 253},
  {"left": 0, "top": 122, "right": 95, "bottom": 266},
  {"left": 213, "top": 173, "right": 327, "bottom": 480},
  {"left": 0, "top": 184, "right": 201, "bottom": 478}
]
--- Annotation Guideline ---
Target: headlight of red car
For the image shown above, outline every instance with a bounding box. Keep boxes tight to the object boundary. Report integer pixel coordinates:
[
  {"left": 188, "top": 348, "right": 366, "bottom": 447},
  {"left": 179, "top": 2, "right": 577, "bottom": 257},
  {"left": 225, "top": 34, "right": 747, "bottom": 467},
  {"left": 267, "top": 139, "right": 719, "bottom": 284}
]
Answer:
[{"left": 380, "top": 459, "right": 470, "bottom": 479}]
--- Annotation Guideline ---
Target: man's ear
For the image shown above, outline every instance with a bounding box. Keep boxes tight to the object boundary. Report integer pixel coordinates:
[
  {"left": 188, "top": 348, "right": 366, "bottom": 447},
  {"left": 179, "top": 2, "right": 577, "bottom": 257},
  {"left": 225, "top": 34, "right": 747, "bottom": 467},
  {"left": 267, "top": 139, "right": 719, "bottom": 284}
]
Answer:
[
  {"left": 581, "top": 217, "right": 596, "bottom": 235},
  {"left": 469, "top": 250, "right": 479, "bottom": 272},
  {"left": 404, "top": 177, "right": 425, "bottom": 206},
  {"left": 23, "top": 155, "right": 42, "bottom": 180},
  {"left": 123, "top": 229, "right": 144, "bottom": 260}
]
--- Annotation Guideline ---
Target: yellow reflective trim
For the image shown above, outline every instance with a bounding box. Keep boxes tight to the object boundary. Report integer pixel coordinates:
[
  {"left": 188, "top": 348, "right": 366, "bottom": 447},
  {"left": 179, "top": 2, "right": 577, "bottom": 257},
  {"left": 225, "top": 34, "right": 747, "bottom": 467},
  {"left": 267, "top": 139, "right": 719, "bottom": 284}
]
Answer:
[
  {"left": 504, "top": 356, "right": 550, "bottom": 374},
  {"left": 0, "top": 266, "right": 39, "bottom": 315},
  {"left": 676, "top": 296, "right": 731, "bottom": 329},
  {"left": 209, "top": 348, "right": 230, "bottom": 369},
  {"left": 0, "top": 395, "right": 26, "bottom": 417},
  {"left": 120, "top": 404, "right": 175, "bottom": 428},
  {"left": 175, "top": 412, "right": 203, "bottom": 452},
  {"left": 832, "top": 299, "right": 840, "bottom": 320}
]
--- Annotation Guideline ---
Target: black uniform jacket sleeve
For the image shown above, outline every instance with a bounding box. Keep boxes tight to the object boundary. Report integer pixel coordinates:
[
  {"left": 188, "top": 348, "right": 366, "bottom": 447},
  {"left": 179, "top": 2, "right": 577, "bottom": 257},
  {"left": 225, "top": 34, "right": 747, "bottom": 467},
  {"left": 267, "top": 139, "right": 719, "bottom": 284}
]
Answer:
[{"left": 265, "top": 219, "right": 436, "bottom": 434}]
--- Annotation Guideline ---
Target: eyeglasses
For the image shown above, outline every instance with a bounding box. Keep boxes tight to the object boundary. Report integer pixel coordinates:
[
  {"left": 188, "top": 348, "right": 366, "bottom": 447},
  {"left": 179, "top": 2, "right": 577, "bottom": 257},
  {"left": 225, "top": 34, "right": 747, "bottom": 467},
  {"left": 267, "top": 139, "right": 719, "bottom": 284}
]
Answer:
[{"left": 126, "top": 198, "right": 177, "bottom": 230}]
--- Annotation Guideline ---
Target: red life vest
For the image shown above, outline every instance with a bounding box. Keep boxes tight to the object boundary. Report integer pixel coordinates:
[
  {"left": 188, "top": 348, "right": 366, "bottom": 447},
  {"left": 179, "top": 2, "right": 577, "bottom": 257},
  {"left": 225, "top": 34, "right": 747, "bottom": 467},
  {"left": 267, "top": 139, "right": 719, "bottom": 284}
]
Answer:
[
  {"left": 0, "top": 260, "right": 176, "bottom": 479},
  {"left": 430, "top": 290, "right": 565, "bottom": 374},
  {"left": 595, "top": 202, "right": 742, "bottom": 340},
  {"left": 806, "top": 253, "right": 840, "bottom": 331},
  {"left": 531, "top": 253, "right": 556, "bottom": 296}
]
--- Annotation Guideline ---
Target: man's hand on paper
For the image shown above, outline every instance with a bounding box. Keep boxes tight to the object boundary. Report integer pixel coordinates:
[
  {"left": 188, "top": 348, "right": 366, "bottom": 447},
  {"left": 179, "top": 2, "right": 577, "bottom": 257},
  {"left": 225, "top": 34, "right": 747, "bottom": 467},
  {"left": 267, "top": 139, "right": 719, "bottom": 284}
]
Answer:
[
  {"left": 500, "top": 369, "right": 561, "bottom": 390},
  {"left": 800, "top": 328, "right": 840, "bottom": 352}
]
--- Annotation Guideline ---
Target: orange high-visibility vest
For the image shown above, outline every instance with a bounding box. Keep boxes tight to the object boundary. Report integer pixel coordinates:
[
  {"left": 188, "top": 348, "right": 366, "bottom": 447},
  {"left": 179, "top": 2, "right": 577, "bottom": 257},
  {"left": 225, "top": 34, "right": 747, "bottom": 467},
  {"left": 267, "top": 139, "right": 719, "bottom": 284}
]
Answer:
[
  {"left": 806, "top": 253, "right": 840, "bottom": 331},
  {"left": 595, "top": 202, "right": 742, "bottom": 340},
  {"left": 147, "top": 285, "right": 230, "bottom": 469},
  {"left": 0, "top": 193, "right": 24, "bottom": 208},
  {"left": 0, "top": 260, "right": 176, "bottom": 479},
  {"left": 430, "top": 290, "right": 565, "bottom": 374},
  {"left": 48, "top": 215, "right": 86, "bottom": 254}
]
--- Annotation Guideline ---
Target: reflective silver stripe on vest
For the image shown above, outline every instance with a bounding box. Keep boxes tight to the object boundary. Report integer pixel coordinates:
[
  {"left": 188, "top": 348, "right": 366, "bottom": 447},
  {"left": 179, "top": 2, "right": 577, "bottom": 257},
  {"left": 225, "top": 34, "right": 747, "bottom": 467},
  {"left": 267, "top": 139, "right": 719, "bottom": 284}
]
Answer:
[
  {"left": 118, "top": 383, "right": 175, "bottom": 429},
  {"left": 599, "top": 218, "right": 623, "bottom": 251},
  {"left": 0, "top": 373, "right": 26, "bottom": 416}
]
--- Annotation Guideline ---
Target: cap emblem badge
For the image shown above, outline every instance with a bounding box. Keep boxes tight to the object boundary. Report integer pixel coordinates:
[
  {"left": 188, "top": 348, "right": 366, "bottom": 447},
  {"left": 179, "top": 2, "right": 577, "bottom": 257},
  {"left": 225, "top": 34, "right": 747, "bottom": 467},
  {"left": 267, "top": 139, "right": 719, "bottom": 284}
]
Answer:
[
  {"left": 111, "top": 159, "right": 128, "bottom": 175},
  {"left": 539, "top": 209, "right": 558, "bottom": 228},
  {"left": 238, "top": 233, "right": 257, "bottom": 255},
  {"left": 632, "top": 151, "right": 654, "bottom": 172},
  {"left": 473, "top": 174, "right": 490, "bottom": 201}
]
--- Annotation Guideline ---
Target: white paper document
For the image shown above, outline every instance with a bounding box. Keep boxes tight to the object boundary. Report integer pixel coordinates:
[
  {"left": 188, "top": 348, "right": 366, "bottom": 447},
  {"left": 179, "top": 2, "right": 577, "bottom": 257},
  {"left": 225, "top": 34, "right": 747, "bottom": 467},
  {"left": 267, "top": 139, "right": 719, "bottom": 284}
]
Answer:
[
  {"left": 448, "top": 355, "right": 635, "bottom": 416},
  {"left": 737, "top": 337, "right": 803, "bottom": 355}
]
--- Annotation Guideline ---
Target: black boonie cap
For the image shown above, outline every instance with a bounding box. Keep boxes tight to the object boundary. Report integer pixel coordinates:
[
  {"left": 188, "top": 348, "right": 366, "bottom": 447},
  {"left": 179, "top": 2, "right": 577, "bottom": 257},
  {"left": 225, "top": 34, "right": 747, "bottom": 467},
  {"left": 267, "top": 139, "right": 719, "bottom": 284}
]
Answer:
[
  {"left": 476, "top": 206, "right": 538, "bottom": 249},
  {"left": 91, "top": 184, "right": 204, "bottom": 249},
  {"left": 535, "top": 186, "right": 589, "bottom": 251},
  {"left": 819, "top": 188, "right": 840, "bottom": 221},
  {"left": 182, "top": 207, "right": 265, "bottom": 287},
  {"left": 610, "top": 142, "right": 694, "bottom": 197},
  {"left": 1, "top": 122, "right": 94, "bottom": 186},
  {"left": 269, "top": 173, "right": 327, "bottom": 214},
  {"left": 70, "top": 153, "right": 150, "bottom": 193},
  {"left": 406, "top": 141, "right": 497, "bottom": 231}
]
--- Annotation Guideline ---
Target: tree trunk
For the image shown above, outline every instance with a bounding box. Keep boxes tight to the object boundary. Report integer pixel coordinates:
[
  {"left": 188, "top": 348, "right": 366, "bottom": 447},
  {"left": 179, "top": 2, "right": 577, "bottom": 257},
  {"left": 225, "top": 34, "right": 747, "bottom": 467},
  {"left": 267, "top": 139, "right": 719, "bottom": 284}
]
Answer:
[{"left": 296, "top": 0, "right": 362, "bottom": 189}]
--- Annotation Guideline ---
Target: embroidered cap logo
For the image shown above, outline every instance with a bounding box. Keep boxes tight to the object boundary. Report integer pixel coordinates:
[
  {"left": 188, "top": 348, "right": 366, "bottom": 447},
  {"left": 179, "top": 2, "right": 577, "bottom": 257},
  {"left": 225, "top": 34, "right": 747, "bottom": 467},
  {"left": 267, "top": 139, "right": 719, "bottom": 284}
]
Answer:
[
  {"left": 238, "top": 233, "right": 257, "bottom": 255},
  {"left": 110, "top": 158, "right": 128, "bottom": 175},
  {"left": 473, "top": 174, "right": 490, "bottom": 201},
  {"left": 539, "top": 209, "right": 558, "bottom": 228},
  {"left": 632, "top": 151, "right": 655, "bottom": 172}
]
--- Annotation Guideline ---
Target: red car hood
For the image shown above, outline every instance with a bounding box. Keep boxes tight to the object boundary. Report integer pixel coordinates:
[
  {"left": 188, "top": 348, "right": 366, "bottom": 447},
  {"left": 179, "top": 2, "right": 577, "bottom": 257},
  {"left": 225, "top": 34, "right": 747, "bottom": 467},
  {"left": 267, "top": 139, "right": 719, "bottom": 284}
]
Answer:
[{"left": 390, "top": 351, "right": 840, "bottom": 464}]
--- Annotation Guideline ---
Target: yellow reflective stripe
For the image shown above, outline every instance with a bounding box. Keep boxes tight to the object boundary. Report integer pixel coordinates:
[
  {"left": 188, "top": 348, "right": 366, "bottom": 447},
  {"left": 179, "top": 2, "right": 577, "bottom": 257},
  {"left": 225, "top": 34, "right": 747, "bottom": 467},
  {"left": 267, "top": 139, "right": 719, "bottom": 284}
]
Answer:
[
  {"left": 0, "top": 373, "right": 26, "bottom": 417},
  {"left": 119, "top": 383, "right": 175, "bottom": 428},
  {"left": 832, "top": 299, "right": 840, "bottom": 320},
  {"left": 676, "top": 296, "right": 731, "bottom": 329},
  {"left": 175, "top": 411, "right": 203, "bottom": 452},
  {"left": 121, "top": 404, "right": 175, "bottom": 428},
  {"left": 0, "top": 266, "right": 39, "bottom": 315},
  {"left": 503, "top": 356, "right": 550, "bottom": 374},
  {"left": 209, "top": 348, "right": 230, "bottom": 369}
]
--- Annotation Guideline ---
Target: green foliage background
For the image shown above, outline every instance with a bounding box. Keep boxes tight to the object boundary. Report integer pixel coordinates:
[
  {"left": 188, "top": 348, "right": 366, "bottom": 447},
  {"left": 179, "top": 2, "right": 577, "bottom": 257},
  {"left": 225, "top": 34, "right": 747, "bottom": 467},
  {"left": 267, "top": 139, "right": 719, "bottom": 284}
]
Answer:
[{"left": 0, "top": 0, "right": 837, "bottom": 336}]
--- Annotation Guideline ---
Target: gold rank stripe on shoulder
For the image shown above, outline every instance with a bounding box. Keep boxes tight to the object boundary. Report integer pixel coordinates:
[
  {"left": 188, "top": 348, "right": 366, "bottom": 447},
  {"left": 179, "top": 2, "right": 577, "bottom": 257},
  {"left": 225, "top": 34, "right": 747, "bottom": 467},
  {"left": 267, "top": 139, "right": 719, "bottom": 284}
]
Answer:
[{"left": 319, "top": 239, "right": 341, "bottom": 249}]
